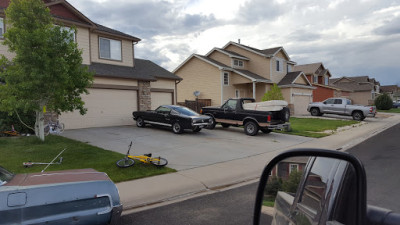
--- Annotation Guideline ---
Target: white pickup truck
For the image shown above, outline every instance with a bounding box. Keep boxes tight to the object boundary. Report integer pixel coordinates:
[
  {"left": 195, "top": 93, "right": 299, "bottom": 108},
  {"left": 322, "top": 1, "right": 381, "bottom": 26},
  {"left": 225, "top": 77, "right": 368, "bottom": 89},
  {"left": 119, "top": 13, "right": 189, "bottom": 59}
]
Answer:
[{"left": 307, "top": 97, "right": 376, "bottom": 121}]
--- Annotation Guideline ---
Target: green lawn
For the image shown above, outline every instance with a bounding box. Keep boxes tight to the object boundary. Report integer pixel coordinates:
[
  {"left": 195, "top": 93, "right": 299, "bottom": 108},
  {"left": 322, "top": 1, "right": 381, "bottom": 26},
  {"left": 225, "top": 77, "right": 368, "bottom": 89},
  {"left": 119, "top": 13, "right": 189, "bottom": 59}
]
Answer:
[
  {"left": 0, "top": 135, "right": 175, "bottom": 183},
  {"left": 280, "top": 117, "right": 360, "bottom": 138},
  {"left": 378, "top": 108, "right": 400, "bottom": 113}
]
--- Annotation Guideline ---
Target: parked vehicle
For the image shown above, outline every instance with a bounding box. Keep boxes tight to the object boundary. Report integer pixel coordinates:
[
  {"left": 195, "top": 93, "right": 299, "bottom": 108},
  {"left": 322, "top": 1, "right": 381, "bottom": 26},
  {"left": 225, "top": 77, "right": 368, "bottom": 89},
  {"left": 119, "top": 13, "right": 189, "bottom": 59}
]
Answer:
[
  {"left": 254, "top": 149, "right": 400, "bottom": 225},
  {"left": 0, "top": 166, "right": 122, "bottom": 225},
  {"left": 393, "top": 101, "right": 400, "bottom": 108},
  {"left": 200, "top": 98, "right": 290, "bottom": 136},
  {"left": 307, "top": 97, "right": 376, "bottom": 121},
  {"left": 132, "top": 105, "right": 212, "bottom": 134}
]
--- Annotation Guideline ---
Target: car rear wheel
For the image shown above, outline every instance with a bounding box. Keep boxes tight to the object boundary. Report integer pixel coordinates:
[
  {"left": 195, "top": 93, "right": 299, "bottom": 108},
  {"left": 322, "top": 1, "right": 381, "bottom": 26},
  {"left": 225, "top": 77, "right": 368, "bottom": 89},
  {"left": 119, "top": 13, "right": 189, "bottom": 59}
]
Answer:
[
  {"left": 136, "top": 117, "right": 145, "bottom": 127},
  {"left": 172, "top": 122, "right": 183, "bottom": 134},
  {"left": 352, "top": 111, "right": 365, "bottom": 121},
  {"left": 310, "top": 108, "right": 321, "bottom": 116},
  {"left": 244, "top": 121, "right": 259, "bottom": 136}
]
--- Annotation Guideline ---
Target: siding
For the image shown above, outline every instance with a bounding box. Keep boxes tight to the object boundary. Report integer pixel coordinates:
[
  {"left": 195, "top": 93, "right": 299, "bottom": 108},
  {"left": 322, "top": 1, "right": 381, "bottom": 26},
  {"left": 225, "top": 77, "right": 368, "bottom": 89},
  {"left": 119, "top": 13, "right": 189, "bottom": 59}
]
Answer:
[
  {"left": 94, "top": 77, "right": 138, "bottom": 86},
  {"left": 176, "top": 57, "right": 221, "bottom": 105},
  {"left": 90, "top": 33, "right": 134, "bottom": 67},
  {"left": 270, "top": 50, "right": 290, "bottom": 84},
  {"left": 208, "top": 51, "right": 231, "bottom": 67},
  {"left": 76, "top": 27, "right": 90, "bottom": 65},
  {"left": 313, "top": 86, "right": 334, "bottom": 102}
]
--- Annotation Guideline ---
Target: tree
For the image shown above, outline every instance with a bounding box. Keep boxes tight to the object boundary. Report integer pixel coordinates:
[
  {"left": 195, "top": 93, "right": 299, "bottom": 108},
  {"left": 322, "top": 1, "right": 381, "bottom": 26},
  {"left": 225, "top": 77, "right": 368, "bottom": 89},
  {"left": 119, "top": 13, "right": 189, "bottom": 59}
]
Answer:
[
  {"left": 262, "top": 83, "right": 284, "bottom": 101},
  {"left": 282, "top": 170, "right": 302, "bottom": 193},
  {"left": 0, "top": 0, "right": 93, "bottom": 141},
  {"left": 374, "top": 93, "right": 393, "bottom": 110}
]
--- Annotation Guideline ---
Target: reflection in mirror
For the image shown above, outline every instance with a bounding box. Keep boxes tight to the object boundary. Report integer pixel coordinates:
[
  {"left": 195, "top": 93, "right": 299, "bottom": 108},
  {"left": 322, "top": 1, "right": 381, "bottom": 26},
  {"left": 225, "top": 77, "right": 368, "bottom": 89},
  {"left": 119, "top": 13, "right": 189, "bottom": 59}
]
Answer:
[{"left": 260, "top": 156, "right": 357, "bottom": 225}]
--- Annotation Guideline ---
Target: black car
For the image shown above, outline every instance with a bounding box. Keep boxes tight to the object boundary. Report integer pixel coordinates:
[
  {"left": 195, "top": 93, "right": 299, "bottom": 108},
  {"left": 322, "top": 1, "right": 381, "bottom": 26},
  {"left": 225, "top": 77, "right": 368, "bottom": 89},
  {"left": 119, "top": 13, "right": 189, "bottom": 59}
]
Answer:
[{"left": 132, "top": 105, "right": 212, "bottom": 134}]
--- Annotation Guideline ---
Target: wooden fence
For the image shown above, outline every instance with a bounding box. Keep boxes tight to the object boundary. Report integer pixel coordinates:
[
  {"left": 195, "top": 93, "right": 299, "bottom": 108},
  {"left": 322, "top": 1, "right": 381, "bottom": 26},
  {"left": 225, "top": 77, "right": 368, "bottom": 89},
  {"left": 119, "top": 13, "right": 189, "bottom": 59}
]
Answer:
[{"left": 177, "top": 99, "right": 212, "bottom": 113}]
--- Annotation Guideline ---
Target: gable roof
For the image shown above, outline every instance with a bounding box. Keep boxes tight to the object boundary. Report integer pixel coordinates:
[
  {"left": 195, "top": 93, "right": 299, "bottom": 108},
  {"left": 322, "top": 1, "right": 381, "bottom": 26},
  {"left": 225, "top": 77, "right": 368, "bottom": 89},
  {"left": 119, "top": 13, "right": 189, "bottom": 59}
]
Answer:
[
  {"left": 294, "top": 63, "right": 323, "bottom": 75},
  {"left": 89, "top": 59, "right": 181, "bottom": 81},
  {"left": 206, "top": 48, "right": 250, "bottom": 60},
  {"left": 278, "top": 71, "right": 314, "bottom": 89},
  {"left": 329, "top": 76, "right": 377, "bottom": 92},
  {"left": 0, "top": 0, "right": 141, "bottom": 42},
  {"left": 233, "top": 69, "right": 271, "bottom": 83},
  {"left": 381, "top": 85, "right": 399, "bottom": 93},
  {"left": 222, "top": 41, "right": 292, "bottom": 61}
]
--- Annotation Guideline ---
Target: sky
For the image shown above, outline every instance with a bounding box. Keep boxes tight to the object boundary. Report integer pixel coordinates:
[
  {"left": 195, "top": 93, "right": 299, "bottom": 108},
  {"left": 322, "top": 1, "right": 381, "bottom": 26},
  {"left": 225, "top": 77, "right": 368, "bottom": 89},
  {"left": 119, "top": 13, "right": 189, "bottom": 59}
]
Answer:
[{"left": 68, "top": 0, "right": 400, "bottom": 86}]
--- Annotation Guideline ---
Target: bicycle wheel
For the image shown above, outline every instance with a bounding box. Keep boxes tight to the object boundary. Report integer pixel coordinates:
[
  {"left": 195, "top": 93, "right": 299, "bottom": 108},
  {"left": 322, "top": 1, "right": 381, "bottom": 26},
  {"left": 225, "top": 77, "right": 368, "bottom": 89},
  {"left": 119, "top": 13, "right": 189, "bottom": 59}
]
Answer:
[
  {"left": 116, "top": 157, "right": 135, "bottom": 168},
  {"left": 44, "top": 125, "right": 50, "bottom": 136},
  {"left": 55, "top": 123, "right": 65, "bottom": 134},
  {"left": 150, "top": 157, "right": 168, "bottom": 167}
]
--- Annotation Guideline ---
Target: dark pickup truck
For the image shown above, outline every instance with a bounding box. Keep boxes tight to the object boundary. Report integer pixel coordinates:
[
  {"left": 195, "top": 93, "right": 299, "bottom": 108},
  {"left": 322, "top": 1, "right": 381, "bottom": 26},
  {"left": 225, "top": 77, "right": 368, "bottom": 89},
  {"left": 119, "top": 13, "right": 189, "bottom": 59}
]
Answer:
[{"left": 200, "top": 98, "right": 290, "bottom": 136}]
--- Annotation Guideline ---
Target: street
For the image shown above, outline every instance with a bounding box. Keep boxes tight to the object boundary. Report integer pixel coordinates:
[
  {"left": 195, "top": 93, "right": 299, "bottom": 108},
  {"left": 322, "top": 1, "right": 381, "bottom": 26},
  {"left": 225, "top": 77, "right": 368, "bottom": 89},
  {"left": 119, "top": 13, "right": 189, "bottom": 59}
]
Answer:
[{"left": 121, "top": 123, "right": 400, "bottom": 224}]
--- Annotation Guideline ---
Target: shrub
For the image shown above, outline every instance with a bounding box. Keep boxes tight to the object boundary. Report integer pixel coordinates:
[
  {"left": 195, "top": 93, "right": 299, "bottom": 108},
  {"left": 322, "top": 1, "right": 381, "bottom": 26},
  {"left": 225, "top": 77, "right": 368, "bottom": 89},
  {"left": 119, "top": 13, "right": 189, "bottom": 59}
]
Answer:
[
  {"left": 0, "top": 111, "right": 35, "bottom": 134},
  {"left": 374, "top": 93, "right": 393, "bottom": 110},
  {"left": 262, "top": 84, "right": 284, "bottom": 101}
]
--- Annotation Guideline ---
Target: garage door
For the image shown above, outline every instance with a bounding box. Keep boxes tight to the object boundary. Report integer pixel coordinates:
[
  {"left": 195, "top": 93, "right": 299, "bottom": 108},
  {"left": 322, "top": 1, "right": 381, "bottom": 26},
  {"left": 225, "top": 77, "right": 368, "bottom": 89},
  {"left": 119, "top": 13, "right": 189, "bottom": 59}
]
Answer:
[
  {"left": 151, "top": 92, "right": 172, "bottom": 110},
  {"left": 60, "top": 88, "right": 137, "bottom": 129},
  {"left": 293, "top": 95, "right": 312, "bottom": 115}
]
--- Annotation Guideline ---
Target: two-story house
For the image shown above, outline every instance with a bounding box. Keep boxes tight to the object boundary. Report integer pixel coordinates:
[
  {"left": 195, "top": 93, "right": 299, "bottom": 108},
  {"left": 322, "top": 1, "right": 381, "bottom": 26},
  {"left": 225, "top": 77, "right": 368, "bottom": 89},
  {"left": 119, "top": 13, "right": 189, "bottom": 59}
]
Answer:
[
  {"left": 329, "top": 76, "right": 380, "bottom": 105},
  {"left": 380, "top": 85, "right": 400, "bottom": 102},
  {"left": 174, "top": 41, "right": 314, "bottom": 115},
  {"left": 0, "top": 0, "right": 181, "bottom": 129},
  {"left": 293, "top": 62, "right": 351, "bottom": 102}
]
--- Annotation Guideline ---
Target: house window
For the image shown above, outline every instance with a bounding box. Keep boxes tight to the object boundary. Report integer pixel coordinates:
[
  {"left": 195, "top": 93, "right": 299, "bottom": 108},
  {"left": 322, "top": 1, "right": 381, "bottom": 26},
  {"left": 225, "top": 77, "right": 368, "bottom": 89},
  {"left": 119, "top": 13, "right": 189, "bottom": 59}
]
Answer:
[
  {"left": 59, "top": 26, "right": 75, "bottom": 42},
  {"left": 99, "top": 37, "right": 122, "bottom": 61},
  {"left": 289, "top": 164, "right": 299, "bottom": 174},
  {"left": 325, "top": 76, "right": 329, "bottom": 85},
  {"left": 223, "top": 72, "right": 229, "bottom": 86},
  {"left": 313, "top": 75, "right": 318, "bottom": 83},
  {"left": 276, "top": 58, "right": 283, "bottom": 72},
  {"left": 0, "top": 18, "right": 4, "bottom": 38},
  {"left": 233, "top": 59, "right": 244, "bottom": 67},
  {"left": 235, "top": 89, "right": 240, "bottom": 98},
  {"left": 287, "top": 64, "right": 292, "bottom": 73}
]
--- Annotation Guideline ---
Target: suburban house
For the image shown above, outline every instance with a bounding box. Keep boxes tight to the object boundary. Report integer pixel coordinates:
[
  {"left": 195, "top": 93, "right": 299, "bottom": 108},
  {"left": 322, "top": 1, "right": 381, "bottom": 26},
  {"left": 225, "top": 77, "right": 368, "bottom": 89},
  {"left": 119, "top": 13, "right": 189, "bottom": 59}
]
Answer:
[
  {"left": 174, "top": 41, "right": 314, "bottom": 115},
  {"left": 294, "top": 62, "right": 350, "bottom": 102},
  {"left": 380, "top": 85, "right": 400, "bottom": 102},
  {"left": 270, "top": 157, "right": 308, "bottom": 180},
  {"left": 0, "top": 0, "right": 181, "bottom": 129},
  {"left": 329, "top": 76, "right": 380, "bottom": 105}
]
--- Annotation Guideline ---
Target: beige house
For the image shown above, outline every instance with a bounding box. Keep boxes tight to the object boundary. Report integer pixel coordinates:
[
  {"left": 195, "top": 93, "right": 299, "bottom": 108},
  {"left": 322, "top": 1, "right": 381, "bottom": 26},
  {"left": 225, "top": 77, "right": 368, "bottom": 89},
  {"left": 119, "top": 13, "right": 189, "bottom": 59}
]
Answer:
[
  {"left": 174, "top": 41, "right": 314, "bottom": 115},
  {"left": 329, "top": 76, "right": 380, "bottom": 105},
  {"left": 0, "top": 0, "right": 181, "bottom": 129}
]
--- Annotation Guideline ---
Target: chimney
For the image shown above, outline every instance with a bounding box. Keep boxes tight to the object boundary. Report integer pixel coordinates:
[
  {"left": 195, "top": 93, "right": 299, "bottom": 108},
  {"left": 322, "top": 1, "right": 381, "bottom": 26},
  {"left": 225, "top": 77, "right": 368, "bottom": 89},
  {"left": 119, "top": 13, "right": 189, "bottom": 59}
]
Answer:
[{"left": 238, "top": 39, "right": 241, "bottom": 44}]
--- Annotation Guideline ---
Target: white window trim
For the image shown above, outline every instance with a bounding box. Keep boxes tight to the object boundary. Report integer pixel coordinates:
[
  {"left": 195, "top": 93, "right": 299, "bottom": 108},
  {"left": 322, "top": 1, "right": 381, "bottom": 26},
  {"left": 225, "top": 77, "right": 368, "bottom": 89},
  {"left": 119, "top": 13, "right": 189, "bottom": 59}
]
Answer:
[
  {"left": 313, "top": 75, "right": 318, "bottom": 83},
  {"left": 223, "top": 72, "right": 230, "bottom": 86},
  {"left": 233, "top": 59, "right": 244, "bottom": 68},
  {"left": 276, "top": 58, "right": 284, "bottom": 72},
  {"left": 324, "top": 76, "right": 329, "bottom": 85},
  {"left": 0, "top": 17, "right": 4, "bottom": 38},
  {"left": 99, "top": 37, "right": 122, "bottom": 61},
  {"left": 59, "top": 26, "right": 76, "bottom": 42},
  {"left": 289, "top": 163, "right": 299, "bottom": 174}
]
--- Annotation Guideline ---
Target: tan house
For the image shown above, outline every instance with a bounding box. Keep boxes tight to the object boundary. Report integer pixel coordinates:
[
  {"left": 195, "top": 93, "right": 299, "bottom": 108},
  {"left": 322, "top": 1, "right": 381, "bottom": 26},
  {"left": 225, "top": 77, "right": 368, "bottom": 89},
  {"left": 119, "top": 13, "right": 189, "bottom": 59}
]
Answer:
[
  {"left": 174, "top": 41, "right": 314, "bottom": 115},
  {"left": 294, "top": 62, "right": 351, "bottom": 102},
  {"left": 329, "top": 76, "right": 380, "bottom": 105},
  {"left": 0, "top": 0, "right": 181, "bottom": 129},
  {"left": 380, "top": 85, "right": 400, "bottom": 102}
]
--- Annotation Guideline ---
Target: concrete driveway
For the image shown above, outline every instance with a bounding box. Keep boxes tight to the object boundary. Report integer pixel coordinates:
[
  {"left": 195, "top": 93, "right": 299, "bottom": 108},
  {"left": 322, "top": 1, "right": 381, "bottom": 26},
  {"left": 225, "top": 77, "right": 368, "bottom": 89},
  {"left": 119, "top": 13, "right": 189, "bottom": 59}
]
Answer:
[{"left": 62, "top": 125, "right": 312, "bottom": 171}]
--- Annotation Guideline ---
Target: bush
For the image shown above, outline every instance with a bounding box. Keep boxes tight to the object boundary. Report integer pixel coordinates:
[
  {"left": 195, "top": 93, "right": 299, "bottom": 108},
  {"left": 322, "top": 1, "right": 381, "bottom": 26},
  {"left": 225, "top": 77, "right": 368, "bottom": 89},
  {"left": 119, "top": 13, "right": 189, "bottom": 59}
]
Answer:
[
  {"left": 282, "top": 170, "right": 302, "bottom": 193},
  {"left": 265, "top": 176, "right": 282, "bottom": 198},
  {"left": 262, "top": 84, "right": 284, "bottom": 101},
  {"left": 375, "top": 93, "right": 393, "bottom": 110},
  {"left": 0, "top": 111, "right": 35, "bottom": 134}
]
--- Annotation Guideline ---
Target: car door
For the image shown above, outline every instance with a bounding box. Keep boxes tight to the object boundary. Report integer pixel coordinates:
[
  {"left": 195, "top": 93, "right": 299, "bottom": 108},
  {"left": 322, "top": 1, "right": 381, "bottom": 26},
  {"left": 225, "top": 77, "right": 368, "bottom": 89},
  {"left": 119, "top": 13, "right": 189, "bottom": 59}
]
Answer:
[
  {"left": 330, "top": 99, "right": 344, "bottom": 114},
  {"left": 220, "top": 99, "right": 237, "bottom": 122},
  {"left": 153, "top": 106, "right": 172, "bottom": 126},
  {"left": 322, "top": 98, "right": 336, "bottom": 113}
]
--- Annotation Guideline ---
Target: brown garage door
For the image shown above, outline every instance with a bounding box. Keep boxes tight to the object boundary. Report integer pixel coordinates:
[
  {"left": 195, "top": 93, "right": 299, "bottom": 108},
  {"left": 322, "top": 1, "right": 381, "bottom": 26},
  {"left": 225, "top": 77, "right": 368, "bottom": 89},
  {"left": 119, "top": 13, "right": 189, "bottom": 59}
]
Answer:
[{"left": 60, "top": 88, "right": 138, "bottom": 129}]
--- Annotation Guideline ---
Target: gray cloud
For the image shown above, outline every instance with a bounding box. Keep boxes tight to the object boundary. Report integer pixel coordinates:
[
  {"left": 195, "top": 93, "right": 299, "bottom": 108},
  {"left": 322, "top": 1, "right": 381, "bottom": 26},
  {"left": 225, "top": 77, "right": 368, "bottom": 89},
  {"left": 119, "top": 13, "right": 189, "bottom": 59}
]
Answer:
[
  {"left": 374, "top": 16, "right": 400, "bottom": 36},
  {"left": 287, "top": 30, "right": 321, "bottom": 42},
  {"left": 236, "top": 0, "right": 283, "bottom": 24}
]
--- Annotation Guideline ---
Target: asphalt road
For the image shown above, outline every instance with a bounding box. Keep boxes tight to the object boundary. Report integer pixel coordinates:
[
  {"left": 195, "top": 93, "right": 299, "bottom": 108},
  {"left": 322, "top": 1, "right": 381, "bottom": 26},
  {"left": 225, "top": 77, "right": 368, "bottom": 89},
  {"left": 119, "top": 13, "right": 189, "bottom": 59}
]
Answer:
[
  {"left": 347, "top": 122, "right": 400, "bottom": 212},
  {"left": 121, "top": 122, "right": 400, "bottom": 224}
]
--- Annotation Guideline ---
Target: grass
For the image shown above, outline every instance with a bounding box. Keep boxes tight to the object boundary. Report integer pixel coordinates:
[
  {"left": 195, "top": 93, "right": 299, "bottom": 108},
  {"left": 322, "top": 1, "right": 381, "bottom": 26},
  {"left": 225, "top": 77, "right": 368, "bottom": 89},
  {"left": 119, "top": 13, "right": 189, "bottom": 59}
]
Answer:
[
  {"left": 0, "top": 135, "right": 175, "bottom": 183},
  {"left": 262, "top": 200, "right": 274, "bottom": 207},
  {"left": 378, "top": 108, "right": 400, "bottom": 113},
  {"left": 279, "top": 117, "right": 360, "bottom": 138}
]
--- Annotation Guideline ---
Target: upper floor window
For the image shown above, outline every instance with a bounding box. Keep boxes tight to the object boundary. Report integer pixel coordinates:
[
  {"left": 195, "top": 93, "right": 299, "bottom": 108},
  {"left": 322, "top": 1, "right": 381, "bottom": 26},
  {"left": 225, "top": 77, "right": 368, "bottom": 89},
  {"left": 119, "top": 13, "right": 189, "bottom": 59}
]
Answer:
[
  {"left": 324, "top": 76, "right": 329, "bottom": 85},
  {"left": 313, "top": 75, "right": 318, "bottom": 83},
  {"left": 0, "top": 18, "right": 4, "bottom": 38},
  {"left": 287, "top": 64, "right": 292, "bottom": 73},
  {"left": 59, "top": 26, "right": 75, "bottom": 42},
  {"left": 99, "top": 37, "right": 122, "bottom": 61},
  {"left": 223, "top": 72, "right": 229, "bottom": 86},
  {"left": 233, "top": 59, "right": 244, "bottom": 67},
  {"left": 276, "top": 58, "right": 283, "bottom": 72}
]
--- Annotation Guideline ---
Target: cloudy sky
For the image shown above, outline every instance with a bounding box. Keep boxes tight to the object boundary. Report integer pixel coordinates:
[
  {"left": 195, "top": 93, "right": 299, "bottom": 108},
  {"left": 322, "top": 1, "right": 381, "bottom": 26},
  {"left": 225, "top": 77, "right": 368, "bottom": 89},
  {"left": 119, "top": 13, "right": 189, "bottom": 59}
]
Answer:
[{"left": 68, "top": 0, "right": 400, "bottom": 85}]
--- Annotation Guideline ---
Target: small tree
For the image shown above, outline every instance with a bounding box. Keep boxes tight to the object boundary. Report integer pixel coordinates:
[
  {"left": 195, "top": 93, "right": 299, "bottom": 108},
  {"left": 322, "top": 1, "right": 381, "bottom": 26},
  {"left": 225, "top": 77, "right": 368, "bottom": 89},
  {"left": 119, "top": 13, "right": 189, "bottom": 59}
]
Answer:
[
  {"left": 0, "top": 0, "right": 93, "bottom": 141},
  {"left": 374, "top": 93, "right": 393, "bottom": 110},
  {"left": 282, "top": 170, "right": 302, "bottom": 194},
  {"left": 262, "top": 84, "right": 284, "bottom": 101}
]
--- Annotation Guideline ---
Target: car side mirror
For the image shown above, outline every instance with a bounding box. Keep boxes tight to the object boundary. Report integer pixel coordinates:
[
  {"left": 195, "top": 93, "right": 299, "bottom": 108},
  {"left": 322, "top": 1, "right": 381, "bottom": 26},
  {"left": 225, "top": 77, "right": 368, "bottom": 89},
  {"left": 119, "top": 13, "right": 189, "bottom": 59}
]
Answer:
[{"left": 253, "top": 149, "right": 367, "bottom": 225}]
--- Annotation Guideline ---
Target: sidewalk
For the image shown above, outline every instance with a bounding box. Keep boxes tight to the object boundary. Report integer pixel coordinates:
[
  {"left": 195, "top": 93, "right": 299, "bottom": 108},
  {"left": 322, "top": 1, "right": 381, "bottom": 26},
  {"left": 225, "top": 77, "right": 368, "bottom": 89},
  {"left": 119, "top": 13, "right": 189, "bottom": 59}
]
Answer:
[{"left": 117, "top": 113, "right": 400, "bottom": 212}]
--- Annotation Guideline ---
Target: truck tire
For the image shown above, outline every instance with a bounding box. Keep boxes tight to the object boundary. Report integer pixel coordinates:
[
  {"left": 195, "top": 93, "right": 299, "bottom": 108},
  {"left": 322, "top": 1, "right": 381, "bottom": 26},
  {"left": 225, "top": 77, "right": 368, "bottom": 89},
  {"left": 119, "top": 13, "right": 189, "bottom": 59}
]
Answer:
[
  {"left": 206, "top": 117, "right": 216, "bottom": 129},
  {"left": 310, "top": 108, "right": 321, "bottom": 116},
  {"left": 281, "top": 107, "right": 290, "bottom": 122},
  {"left": 352, "top": 111, "right": 365, "bottom": 121},
  {"left": 244, "top": 121, "right": 259, "bottom": 136}
]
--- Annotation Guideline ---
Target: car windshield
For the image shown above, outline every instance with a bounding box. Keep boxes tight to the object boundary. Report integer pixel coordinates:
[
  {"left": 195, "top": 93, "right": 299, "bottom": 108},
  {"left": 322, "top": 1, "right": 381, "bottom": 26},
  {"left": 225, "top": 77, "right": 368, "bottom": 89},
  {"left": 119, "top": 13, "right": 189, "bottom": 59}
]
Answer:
[
  {"left": 173, "top": 107, "right": 199, "bottom": 116},
  {"left": 0, "top": 166, "right": 14, "bottom": 185}
]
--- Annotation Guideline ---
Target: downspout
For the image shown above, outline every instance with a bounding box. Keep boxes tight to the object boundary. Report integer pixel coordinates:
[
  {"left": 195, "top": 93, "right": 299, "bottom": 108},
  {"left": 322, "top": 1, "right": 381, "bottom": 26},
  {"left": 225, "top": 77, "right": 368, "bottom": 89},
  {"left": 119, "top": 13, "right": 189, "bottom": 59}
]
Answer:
[
  {"left": 221, "top": 72, "right": 224, "bottom": 105},
  {"left": 175, "top": 79, "right": 181, "bottom": 105},
  {"left": 253, "top": 81, "right": 256, "bottom": 100}
]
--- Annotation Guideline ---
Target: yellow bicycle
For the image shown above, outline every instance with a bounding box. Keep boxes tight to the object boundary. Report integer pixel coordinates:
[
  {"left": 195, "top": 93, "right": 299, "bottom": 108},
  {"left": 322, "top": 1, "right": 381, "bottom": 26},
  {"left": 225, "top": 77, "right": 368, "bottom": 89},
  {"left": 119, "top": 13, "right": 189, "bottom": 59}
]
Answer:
[{"left": 116, "top": 141, "right": 168, "bottom": 168}]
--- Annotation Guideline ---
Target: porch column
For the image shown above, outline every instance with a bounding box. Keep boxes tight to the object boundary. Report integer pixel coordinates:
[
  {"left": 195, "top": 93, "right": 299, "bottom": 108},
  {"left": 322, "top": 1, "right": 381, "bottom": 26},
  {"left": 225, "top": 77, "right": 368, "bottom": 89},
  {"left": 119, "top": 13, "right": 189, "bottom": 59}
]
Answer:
[{"left": 253, "top": 81, "right": 256, "bottom": 99}]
